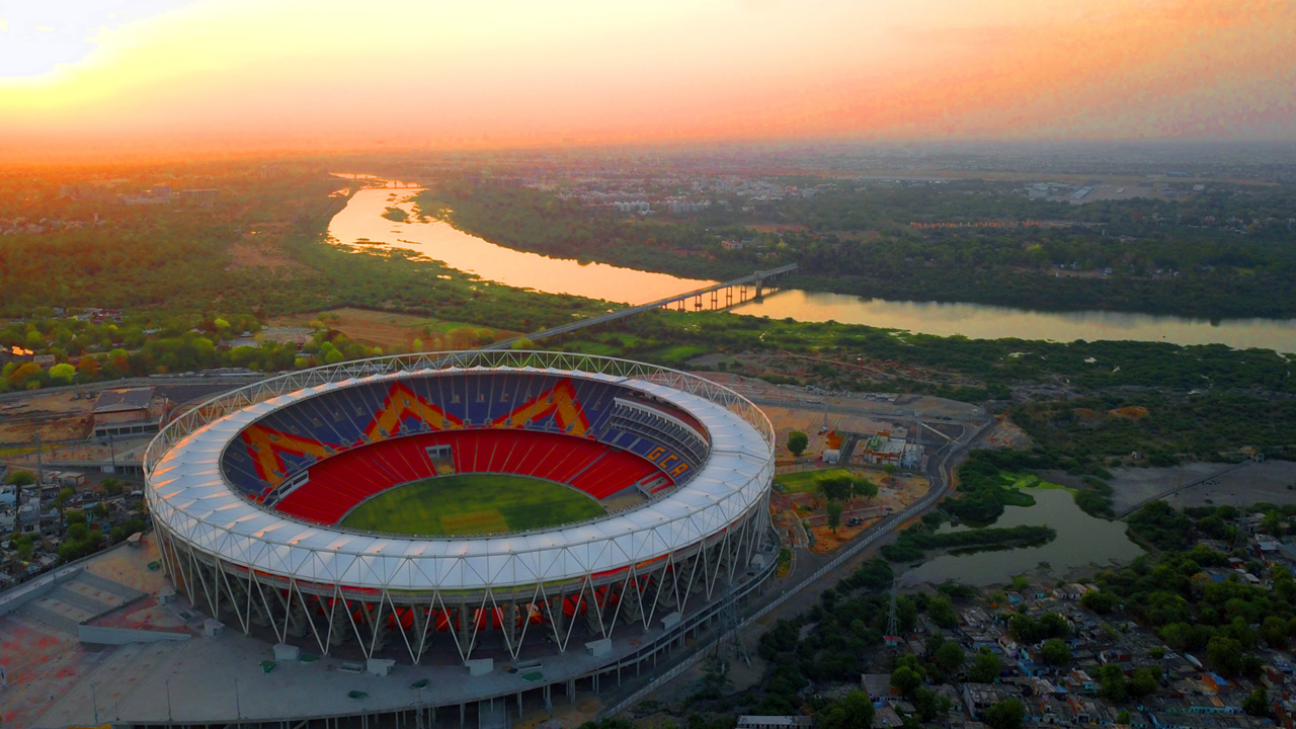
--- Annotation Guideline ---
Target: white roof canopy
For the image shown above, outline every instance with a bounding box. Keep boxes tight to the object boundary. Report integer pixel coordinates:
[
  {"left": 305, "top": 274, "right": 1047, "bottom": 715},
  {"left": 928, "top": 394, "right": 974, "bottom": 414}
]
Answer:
[{"left": 147, "top": 363, "right": 773, "bottom": 592}]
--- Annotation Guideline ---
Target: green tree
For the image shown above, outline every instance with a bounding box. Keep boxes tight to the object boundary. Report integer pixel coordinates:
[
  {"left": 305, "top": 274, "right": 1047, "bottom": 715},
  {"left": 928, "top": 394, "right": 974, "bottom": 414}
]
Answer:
[
  {"left": 1262, "top": 510, "right": 1284, "bottom": 536},
  {"left": 1098, "top": 664, "right": 1128, "bottom": 702},
  {"left": 1081, "top": 590, "right": 1117, "bottom": 614},
  {"left": 1039, "top": 612, "right": 1071, "bottom": 639},
  {"left": 970, "top": 649, "right": 1001, "bottom": 683},
  {"left": 819, "top": 691, "right": 875, "bottom": 729},
  {"left": 1207, "top": 635, "right": 1244, "bottom": 677},
  {"left": 1243, "top": 688, "right": 1269, "bottom": 717},
  {"left": 927, "top": 597, "right": 959, "bottom": 629},
  {"left": 48, "top": 362, "right": 75, "bottom": 382},
  {"left": 1116, "top": 710, "right": 1132, "bottom": 724},
  {"left": 914, "top": 688, "right": 940, "bottom": 722},
  {"left": 1261, "top": 615, "right": 1289, "bottom": 648},
  {"left": 54, "top": 486, "right": 75, "bottom": 531},
  {"left": 1041, "top": 639, "right": 1071, "bottom": 667},
  {"left": 882, "top": 463, "right": 898, "bottom": 486},
  {"left": 934, "top": 642, "right": 965, "bottom": 673},
  {"left": 890, "top": 666, "right": 923, "bottom": 698},
  {"left": 854, "top": 479, "right": 879, "bottom": 499},
  {"left": 1129, "top": 668, "right": 1160, "bottom": 699},
  {"left": 787, "top": 431, "right": 809, "bottom": 457},
  {"left": 13, "top": 535, "right": 34, "bottom": 560},
  {"left": 5, "top": 470, "right": 35, "bottom": 486},
  {"left": 826, "top": 501, "right": 844, "bottom": 533},
  {"left": 1011, "top": 575, "right": 1030, "bottom": 592},
  {"left": 820, "top": 476, "right": 853, "bottom": 501},
  {"left": 984, "top": 699, "right": 1024, "bottom": 729}
]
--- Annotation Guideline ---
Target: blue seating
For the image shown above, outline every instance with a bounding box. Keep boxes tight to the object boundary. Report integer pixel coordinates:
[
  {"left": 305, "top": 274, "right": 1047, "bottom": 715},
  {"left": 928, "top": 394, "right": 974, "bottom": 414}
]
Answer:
[{"left": 218, "top": 373, "right": 709, "bottom": 514}]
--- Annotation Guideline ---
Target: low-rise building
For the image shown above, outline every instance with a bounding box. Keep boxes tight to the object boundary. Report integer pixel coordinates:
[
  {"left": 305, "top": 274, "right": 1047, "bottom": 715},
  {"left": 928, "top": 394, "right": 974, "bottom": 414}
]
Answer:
[
  {"left": 92, "top": 387, "right": 162, "bottom": 439},
  {"left": 862, "top": 673, "right": 899, "bottom": 704}
]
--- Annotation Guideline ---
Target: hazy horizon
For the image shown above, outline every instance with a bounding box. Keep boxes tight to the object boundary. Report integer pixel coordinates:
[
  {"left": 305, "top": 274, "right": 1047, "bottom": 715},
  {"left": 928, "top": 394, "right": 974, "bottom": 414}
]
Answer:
[{"left": 3, "top": 0, "right": 1294, "bottom": 162}]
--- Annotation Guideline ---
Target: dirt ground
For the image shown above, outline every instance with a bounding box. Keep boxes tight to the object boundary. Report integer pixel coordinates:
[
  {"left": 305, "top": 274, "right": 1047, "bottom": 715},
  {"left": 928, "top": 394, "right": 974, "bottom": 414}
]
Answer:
[
  {"left": 783, "top": 468, "right": 929, "bottom": 554},
  {"left": 985, "top": 417, "right": 1032, "bottom": 449},
  {"left": 699, "top": 372, "right": 983, "bottom": 422},
  {"left": 1045, "top": 460, "right": 1296, "bottom": 514},
  {"left": 760, "top": 405, "right": 895, "bottom": 460},
  {"left": 513, "top": 697, "right": 604, "bottom": 729},
  {"left": 1133, "top": 460, "right": 1296, "bottom": 512},
  {"left": 810, "top": 517, "right": 882, "bottom": 552},
  {"left": 227, "top": 240, "right": 306, "bottom": 271},
  {"left": 0, "top": 390, "right": 96, "bottom": 442},
  {"left": 269, "top": 307, "right": 520, "bottom": 351}
]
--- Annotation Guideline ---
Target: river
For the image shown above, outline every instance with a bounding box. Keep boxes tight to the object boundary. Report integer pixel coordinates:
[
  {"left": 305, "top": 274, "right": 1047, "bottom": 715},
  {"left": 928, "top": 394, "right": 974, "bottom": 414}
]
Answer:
[
  {"left": 730, "top": 290, "right": 1296, "bottom": 353},
  {"left": 328, "top": 186, "right": 716, "bottom": 305},
  {"left": 328, "top": 183, "right": 1296, "bottom": 352},
  {"left": 900, "top": 489, "right": 1144, "bottom": 587}
]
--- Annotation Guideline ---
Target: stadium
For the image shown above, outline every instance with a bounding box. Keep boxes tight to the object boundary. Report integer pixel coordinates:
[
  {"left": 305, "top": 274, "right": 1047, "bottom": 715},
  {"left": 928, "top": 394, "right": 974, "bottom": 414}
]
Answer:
[{"left": 143, "top": 350, "right": 777, "bottom": 692}]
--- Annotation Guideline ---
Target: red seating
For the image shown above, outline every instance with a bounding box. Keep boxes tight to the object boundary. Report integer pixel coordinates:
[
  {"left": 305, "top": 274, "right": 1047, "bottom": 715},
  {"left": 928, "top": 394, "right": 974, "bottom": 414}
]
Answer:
[
  {"left": 570, "top": 451, "right": 663, "bottom": 499},
  {"left": 273, "top": 428, "right": 676, "bottom": 526}
]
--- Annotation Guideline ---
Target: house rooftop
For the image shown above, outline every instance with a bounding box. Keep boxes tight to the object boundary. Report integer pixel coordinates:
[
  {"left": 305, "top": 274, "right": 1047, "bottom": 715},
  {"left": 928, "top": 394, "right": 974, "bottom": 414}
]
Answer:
[{"left": 93, "top": 388, "right": 154, "bottom": 413}]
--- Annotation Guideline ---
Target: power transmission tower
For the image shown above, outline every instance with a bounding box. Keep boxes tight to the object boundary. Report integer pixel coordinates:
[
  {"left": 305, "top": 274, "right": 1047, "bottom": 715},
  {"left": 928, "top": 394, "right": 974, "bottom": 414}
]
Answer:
[
  {"left": 717, "top": 592, "right": 751, "bottom": 667},
  {"left": 884, "top": 579, "right": 902, "bottom": 649}
]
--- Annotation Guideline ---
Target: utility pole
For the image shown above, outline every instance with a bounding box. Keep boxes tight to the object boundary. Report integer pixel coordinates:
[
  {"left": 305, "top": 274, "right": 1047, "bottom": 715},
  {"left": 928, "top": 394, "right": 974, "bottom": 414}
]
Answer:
[
  {"left": 108, "top": 433, "right": 117, "bottom": 474},
  {"left": 34, "top": 433, "right": 44, "bottom": 490}
]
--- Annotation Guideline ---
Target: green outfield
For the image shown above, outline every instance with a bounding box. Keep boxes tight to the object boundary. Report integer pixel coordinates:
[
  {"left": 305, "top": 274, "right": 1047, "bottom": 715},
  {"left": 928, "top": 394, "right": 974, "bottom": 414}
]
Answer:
[{"left": 338, "top": 474, "right": 606, "bottom": 537}]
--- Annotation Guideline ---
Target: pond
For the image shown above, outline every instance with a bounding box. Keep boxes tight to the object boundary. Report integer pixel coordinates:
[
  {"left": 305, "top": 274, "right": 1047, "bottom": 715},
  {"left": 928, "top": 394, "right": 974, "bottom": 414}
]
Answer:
[{"left": 900, "top": 489, "right": 1144, "bottom": 587}]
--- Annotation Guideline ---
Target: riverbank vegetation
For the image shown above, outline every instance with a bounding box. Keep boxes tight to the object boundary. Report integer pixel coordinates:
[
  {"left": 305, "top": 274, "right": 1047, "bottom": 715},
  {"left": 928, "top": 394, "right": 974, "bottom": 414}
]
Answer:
[
  {"left": 0, "top": 164, "right": 615, "bottom": 391},
  {"left": 415, "top": 179, "right": 1296, "bottom": 320},
  {"left": 881, "top": 524, "right": 1057, "bottom": 562},
  {"left": 0, "top": 164, "right": 607, "bottom": 327}
]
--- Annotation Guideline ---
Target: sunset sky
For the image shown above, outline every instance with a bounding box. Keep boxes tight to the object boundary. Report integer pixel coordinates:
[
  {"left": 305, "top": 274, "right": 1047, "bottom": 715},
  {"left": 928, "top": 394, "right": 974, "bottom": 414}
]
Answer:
[{"left": 2, "top": 0, "right": 1293, "bottom": 159}]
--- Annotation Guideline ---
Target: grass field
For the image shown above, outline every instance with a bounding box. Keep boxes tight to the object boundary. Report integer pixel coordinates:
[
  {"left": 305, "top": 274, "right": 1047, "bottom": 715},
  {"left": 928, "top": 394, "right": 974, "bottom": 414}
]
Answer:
[
  {"left": 339, "top": 474, "right": 606, "bottom": 536},
  {"left": 774, "top": 467, "right": 856, "bottom": 494}
]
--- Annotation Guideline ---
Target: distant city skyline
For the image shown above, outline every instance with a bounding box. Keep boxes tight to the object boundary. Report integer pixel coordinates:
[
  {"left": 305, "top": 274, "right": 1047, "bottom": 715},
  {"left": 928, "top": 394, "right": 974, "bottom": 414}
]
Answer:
[{"left": 2, "top": 0, "right": 1293, "bottom": 160}]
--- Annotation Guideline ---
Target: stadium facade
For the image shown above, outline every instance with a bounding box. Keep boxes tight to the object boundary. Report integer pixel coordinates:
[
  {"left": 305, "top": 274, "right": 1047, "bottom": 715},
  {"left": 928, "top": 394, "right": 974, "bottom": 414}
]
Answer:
[{"left": 144, "top": 351, "right": 776, "bottom": 668}]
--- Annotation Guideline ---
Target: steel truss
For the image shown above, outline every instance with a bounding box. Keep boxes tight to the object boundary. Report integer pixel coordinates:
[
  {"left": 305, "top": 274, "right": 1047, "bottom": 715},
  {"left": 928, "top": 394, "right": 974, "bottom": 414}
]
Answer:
[{"left": 155, "top": 496, "right": 769, "bottom": 663}]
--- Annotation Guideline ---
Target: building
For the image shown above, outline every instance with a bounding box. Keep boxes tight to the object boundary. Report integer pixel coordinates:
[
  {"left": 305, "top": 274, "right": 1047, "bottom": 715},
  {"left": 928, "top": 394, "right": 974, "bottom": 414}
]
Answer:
[
  {"left": 179, "top": 188, "right": 220, "bottom": 206},
  {"left": 962, "top": 685, "right": 1018, "bottom": 719},
  {"left": 863, "top": 673, "right": 899, "bottom": 704},
  {"left": 92, "top": 387, "right": 162, "bottom": 439},
  {"left": 146, "top": 352, "right": 775, "bottom": 666},
  {"left": 737, "top": 717, "right": 814, "bottom": 729},
  {"left": 873, "top": 706, "right": 902, "bottom": 728},
  {"left": 856, "top": 432, "right": 907, "bottom": 466}
]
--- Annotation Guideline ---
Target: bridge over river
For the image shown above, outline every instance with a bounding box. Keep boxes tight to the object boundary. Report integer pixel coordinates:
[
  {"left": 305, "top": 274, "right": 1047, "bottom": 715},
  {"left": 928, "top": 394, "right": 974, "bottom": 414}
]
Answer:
[{"left": 486, "top": 263, "right": 798, "bottom": 349}]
